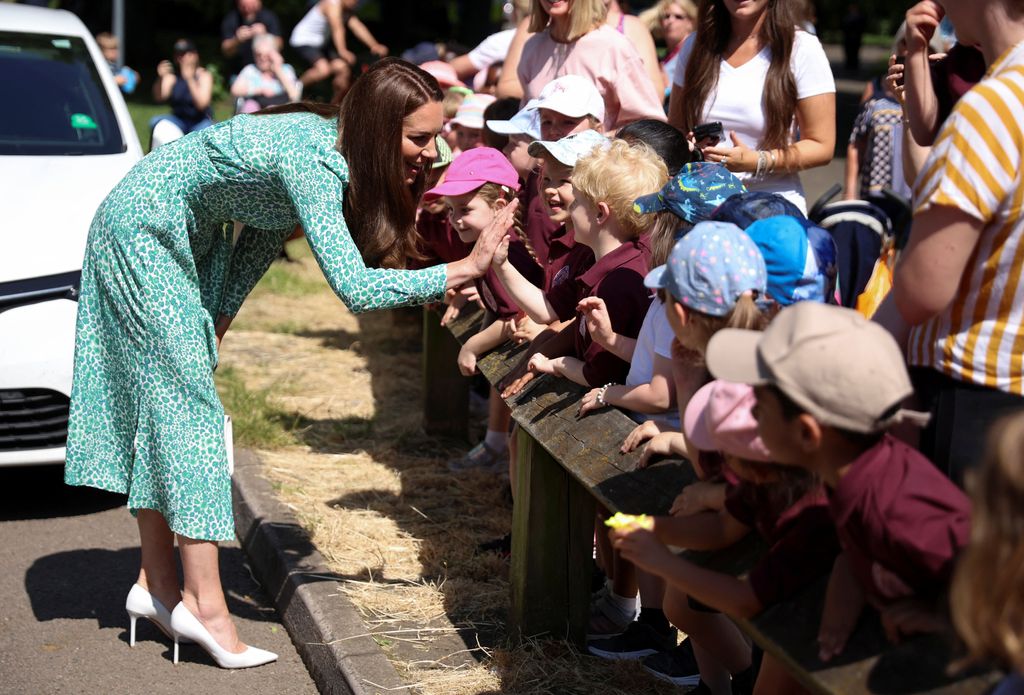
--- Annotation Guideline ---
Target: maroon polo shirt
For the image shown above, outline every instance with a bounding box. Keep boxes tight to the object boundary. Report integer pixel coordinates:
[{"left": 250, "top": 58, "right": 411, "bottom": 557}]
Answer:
[
  {"left": 725, "top": 482, "right": 839, "bottom": 608},
  {"left": 561, "top": 239, "right": 652, "bottom": 387},
  {"left": 413, "top": 208, "right": 471, "bottom": 268},
  {"left": 542, "top": 224, "right": 581, "bottom": 292},
  {"left": 827, "top": 435, "right": 971, "bottom": 604},
  {"left": 546, "top": 243, "right": 596, "bottom": 320},
  {"left": 522, "top": 169, "right": 562, "bottom": 266},
  {"left": 478, "top": 239, "right": 544, "bottom": 319}
]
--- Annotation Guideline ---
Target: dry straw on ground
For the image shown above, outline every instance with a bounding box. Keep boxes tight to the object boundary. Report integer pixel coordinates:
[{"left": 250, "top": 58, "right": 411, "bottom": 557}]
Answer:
[{"left": 218, "top": 243, "right": 680, "bottom": 694}]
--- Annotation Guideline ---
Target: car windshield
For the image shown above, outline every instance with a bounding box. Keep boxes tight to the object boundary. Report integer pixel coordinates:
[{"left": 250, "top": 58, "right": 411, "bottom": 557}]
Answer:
[{"left": 0, "top": 30, "right": 124, "bottom": 155}]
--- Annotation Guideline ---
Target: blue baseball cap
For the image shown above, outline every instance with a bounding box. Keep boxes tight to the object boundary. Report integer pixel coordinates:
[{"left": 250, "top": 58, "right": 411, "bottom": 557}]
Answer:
[
  {"left": 709, "top": 191, "right": 805, "bottom": 229},
  {"left": 633, "top": 162, "right": 746, "bottom": 223},
  {"left": 486, "top": 98, "right": 542, "bottom": 140},
  {"left": 802, "top": 220, "right": 839, "bottom": 304},
  {"left": 644, "top": 221, "right": 767, "bottom": 317},
  {"left": 527, "top": 129, "right": 610, "bottom": 168},
  {"left": 744, "top": 216, "right": 838, "bottom": 306}
]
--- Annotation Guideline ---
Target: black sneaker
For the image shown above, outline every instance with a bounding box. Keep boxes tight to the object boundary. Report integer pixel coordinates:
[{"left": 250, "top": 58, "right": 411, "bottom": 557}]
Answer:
[
  {"left": 587, "top": 620, "right": 678, "bottom": 660},
  {"left": 641, "top": 640, "right": 701, "bottom": 687}
]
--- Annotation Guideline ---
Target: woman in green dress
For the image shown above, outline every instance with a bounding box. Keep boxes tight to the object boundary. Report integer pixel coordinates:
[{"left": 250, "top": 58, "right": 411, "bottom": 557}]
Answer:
[{"left": 64, "top": 58, "right": 513, "bottom": 668}]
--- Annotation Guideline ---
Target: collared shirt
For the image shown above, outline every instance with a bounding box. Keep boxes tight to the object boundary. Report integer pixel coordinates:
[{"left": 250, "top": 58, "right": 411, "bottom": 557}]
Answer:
[
  {"left": 565, "top": 239, "right": 651, "bottom": 387},
  {"left": 827, "top": 435, "right": 971, "bottom": 604},
  {"left": 910, "top": 40, "right": 1024, "bottom": 394},
  {"left": 725, "top": 481, "right": 838, "bottom": 608}
]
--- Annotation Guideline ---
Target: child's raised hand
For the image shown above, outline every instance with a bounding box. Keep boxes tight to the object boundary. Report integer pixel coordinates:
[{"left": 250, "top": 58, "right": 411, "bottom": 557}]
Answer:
[
  {"left": 468, "top": 198, "right": 518, "bottom": 276},
  {"left": 577, "top": 297, "right": 615, "bottom": 348},
  {"left": 527, "top": 353, "right": 555, "bottom": 375},
  {"left": 457, "top": 344, "right": 478, "bottom": 376},
  {"left": 817, "top": 554, "right": 865, "bottom": 662},
  {"left": 620, "top": 420, "right": 662, "bottom": 454}
]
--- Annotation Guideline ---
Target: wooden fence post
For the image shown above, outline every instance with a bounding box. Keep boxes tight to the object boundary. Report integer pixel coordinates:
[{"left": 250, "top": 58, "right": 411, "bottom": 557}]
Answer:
[
  {"left": 421, "top": 307, "right": 469, "bottom": 440},
  {"left": 509, "top": 428, "right": 595, "bottom": 645}
]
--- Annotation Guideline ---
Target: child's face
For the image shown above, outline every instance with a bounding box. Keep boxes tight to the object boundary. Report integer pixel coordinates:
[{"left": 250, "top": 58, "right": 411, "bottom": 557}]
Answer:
[
  {"left": 567, "top": 185, "right": 599, "bottom": 245},
  {"left": 751, "top": 385, "right": 810, "bottom": 468},
  {"left": 100, "top": 43, "right": 119, "bottom": 63},
  {"left": 503, "top": 135, "right": 537, "bottom": 180},
  {"left": 540, "top": 161, "right": 575, "bottom": 225},
  {"left": 446, "top": 190, "right": 500, "bottom": 242},
  {"left": 453, "top": 124, "right": 482, "bottom": 153},
  {"left": 723, "top": 454, "right": 782, "bottom": 485},
  {"left": 539, "top": 108, "right": 592, "bottom": 141}
]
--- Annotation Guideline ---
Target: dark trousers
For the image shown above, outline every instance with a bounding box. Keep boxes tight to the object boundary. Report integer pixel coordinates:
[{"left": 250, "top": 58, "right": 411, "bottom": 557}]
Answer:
[{"left": 911, "top": 367, "right": 1024, "bottom": 486}]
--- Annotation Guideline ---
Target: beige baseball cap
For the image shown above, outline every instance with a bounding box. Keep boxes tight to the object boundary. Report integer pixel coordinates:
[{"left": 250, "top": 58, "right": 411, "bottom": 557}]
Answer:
[{"left": 706, "top": 303, "right": 930, "bottom": 434}]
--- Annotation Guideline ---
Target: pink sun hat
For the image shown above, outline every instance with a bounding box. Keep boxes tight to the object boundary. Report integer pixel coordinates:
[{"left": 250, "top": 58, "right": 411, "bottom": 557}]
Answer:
[
  {"left": 423, "top": 147, "right": 521, "bottom": 200},
  {"left": 683, "top": 380, "right": 772, "bottom": 462},
  {"left": 419, "top": 60, "right": 466, "bottom": 88}
]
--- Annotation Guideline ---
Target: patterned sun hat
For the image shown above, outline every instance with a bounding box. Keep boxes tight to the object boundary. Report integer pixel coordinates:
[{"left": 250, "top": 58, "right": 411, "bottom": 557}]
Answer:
[
  {"left": 633, "top": 162, "right": 746, "bottom": 224},
  {"left": 644, "top": 221, "right": 767, "bottom": 317}
]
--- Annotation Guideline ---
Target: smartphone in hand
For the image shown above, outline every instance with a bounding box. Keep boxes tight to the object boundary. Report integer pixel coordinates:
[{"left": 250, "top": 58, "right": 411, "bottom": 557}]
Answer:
[{"left": 693, "top": 121, "right": 725, "bottom": 146}]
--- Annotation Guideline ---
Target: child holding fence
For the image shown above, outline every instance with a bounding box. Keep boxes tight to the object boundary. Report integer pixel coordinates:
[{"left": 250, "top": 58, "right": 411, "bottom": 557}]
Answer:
[
  {"left": 425, "top": 148, "right": 544, "bottom": 473},
  {"left": 609, "top": 380, "right": 840, "bottom": 693},
  {"left": 707, "top": 302, "right": 971, "bottom": 662}
]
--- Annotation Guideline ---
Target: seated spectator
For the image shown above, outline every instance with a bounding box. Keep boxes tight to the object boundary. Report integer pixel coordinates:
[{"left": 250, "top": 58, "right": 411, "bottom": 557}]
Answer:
[
  {"left": 290, "top": 0, "right": 388, "bottom": 103},
  {"left": 96, "top": 32, "right": 138, "bottom": 95},
  {"left": 220, "top": 0, "right": 283, "bottom": 77},
  {"left": 950, "top": 414, "right": 1024, "bottom": 694},
  {"left": 231, "top": 34, "right": 300, "bottom": 113},
  {"left": 608, "top": 380, "right": 839, "bottom": 693},
  {"left": 149, "top": 39, "right": 213, "bottom": 149},
  {"left": 708, "top": 302, "right": 971, "bottom": 660}
]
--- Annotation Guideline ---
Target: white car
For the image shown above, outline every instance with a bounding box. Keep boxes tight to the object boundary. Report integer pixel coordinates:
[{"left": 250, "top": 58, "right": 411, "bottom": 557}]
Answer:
[{"left": 0, "top": 5, "right": 142, "bottom": 466}]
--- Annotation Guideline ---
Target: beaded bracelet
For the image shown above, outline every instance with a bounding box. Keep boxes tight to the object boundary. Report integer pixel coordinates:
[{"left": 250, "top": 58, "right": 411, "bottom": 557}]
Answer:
[{"left": 597, "top": 383, "right": 616, "bottom": 407}]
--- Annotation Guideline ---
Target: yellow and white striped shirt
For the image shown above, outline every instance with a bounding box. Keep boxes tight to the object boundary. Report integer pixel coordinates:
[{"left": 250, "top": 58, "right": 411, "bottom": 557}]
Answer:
[{"left": 910, "top": 40, "right": 1024, "bottom": 394}]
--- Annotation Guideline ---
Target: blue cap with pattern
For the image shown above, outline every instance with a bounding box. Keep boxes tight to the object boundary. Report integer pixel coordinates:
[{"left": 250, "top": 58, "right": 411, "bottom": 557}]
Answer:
[
  {"left": 644, "top": 221, "right": 767, "bottom": 317},
  {"left": 633, "top": 162, "right": 747, "bottom": 223}
]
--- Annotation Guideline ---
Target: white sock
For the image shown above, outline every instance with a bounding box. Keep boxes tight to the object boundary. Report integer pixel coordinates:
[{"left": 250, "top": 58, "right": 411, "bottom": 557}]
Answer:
[
  {"left": 484, "top": 429, "right": 508, "bottom": 452},
  {"left": 607, "top": 590, "right": 639, "bottom": 621}
]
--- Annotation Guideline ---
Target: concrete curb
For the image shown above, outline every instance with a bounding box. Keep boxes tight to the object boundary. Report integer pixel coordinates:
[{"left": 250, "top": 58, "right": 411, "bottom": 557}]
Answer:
[{"left": 232, "top": 448, "right": 407, "bottom": 695}]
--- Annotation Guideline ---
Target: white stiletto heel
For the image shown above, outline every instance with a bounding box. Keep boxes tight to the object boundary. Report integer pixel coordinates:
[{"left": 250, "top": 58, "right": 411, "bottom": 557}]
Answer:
[
  {"left": 124, "top": 584, "right": 192, "bottom": 645},
  {"left": 169, "top": 603, "right": 277, "bottom": 669}
]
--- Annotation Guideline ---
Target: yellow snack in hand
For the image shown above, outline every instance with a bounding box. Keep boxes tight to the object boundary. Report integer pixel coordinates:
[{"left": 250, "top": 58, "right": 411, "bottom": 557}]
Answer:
[{"left": 604, "top": 512, "right": 654, "bottom": 531}]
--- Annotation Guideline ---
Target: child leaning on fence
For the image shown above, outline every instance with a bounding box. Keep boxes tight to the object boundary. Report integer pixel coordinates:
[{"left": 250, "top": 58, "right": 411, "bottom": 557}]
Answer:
[{"left": 707, "top": 302, "right": 971, "bottom": 661}]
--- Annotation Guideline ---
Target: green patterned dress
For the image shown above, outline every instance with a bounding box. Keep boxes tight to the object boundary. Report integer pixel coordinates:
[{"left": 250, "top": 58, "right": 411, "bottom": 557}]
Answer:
[{"left": 64, "top": 112, "right": 447, "bottom": 541}]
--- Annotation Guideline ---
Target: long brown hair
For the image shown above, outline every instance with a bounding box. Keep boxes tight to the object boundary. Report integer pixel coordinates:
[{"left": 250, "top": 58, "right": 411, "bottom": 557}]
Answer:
[
  {"left": 950, "top": 414, "right": 1024, "bottom": 674},
  {"left": 259, "top": 59, "right": 443, "bottom": 269},
  {"left": 680, "top": 0, "right": 798, "bottom": 153}
]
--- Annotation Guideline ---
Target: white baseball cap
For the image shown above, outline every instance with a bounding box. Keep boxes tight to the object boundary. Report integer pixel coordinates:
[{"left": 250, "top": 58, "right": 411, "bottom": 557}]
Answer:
[
  {"left": 486, "top": 98, "right": 542, "bottom": 139},
  {"left": 526, "top": 74, "right": 605, "bottom": 123}
]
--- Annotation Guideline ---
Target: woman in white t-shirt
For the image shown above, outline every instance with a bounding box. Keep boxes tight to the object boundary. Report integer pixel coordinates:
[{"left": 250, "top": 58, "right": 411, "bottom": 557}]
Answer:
[{"left": 668, "top": 0, "right": 835, "bottom": 211}]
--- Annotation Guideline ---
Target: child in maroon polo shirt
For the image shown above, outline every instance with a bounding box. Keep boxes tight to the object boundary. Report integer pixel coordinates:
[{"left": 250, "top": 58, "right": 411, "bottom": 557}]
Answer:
[
  {"left": 493, "top": 136, "right": 668, "bottom": 388},
  {"left": 707, "top": 302, "right": 971, "bottom": 661},
  {"left": 609, "top": 380, "right": 839, "bottom": 692}
]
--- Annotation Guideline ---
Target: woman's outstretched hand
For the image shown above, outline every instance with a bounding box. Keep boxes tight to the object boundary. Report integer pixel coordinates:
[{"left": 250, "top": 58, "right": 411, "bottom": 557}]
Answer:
[{"left": 469, "top": 199, "right": 518, "bottom": 276}]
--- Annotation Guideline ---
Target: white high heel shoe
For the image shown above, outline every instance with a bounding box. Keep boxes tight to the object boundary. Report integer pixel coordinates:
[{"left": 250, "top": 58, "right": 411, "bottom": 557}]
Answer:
[
  {"left": 125, "top": 584, "right": 192, "bottom": 646},
  {"left": 170, "top": 602, "right": 278, "bottom": 669}
]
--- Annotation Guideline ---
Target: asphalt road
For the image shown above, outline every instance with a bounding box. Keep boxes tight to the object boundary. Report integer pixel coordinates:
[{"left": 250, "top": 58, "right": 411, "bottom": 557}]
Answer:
[{"left": 0, "top": 464, "right": 317, "bottom": 695}]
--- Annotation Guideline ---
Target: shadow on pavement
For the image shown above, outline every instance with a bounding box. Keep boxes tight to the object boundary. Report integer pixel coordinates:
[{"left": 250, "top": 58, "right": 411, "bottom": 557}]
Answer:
[{"left": 0, "top": 465, "right": 124, "bottom": 521}]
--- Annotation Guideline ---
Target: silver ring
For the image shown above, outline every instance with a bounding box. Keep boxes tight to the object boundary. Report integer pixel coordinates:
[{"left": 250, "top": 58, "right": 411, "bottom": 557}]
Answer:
[{"left": 721, "top": 155, "right": 729, "bottom": 165}]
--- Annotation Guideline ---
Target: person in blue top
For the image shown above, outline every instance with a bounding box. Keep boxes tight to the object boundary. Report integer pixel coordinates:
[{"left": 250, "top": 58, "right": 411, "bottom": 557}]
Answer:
[
  {"left": 65, "top": 58, "right": 514, "bottom": 669},
  {"left": 149, "top": 39, "right": 215, "bottom": 147}
]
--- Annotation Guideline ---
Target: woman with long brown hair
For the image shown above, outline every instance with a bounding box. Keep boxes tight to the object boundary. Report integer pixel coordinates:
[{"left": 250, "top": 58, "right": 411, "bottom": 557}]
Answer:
[
  {"left": 63, "top": 58, "right": 513, "bottom": 669},
  {"left": 668, "top": 0, "right": 835, "bottom": 212}
]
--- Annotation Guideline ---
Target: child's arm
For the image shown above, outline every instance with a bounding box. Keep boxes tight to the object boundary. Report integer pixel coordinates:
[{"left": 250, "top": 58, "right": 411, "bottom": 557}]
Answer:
[
  {"left": 500, "top": 319, "right": 576, "bottom": 397},
  {"left": 612, "top": 525, "right": 764, "bottom": 618},
  {"left": 345, "top": 16, "right": 388, "bottom": 56},
  {"left": 669, "top": 481, "right": 728, "bottom": 516},
  {"left": 578, "top": 297, "right": 637, "bottom": 362},
  {"left": 652, "top": 508, "right": 750, "bottom": 551},
  {"left": 579, "top": 353, "right": 674, "bottom": 416},
  {"left": 638, "top": 431, "right": 688, "bottom": 468},
  {"left": 527, "top": 354, "right": 588, "bottom": 387},
  {"left": 817, "top": 553, "right": 866, "bottom": 662},
  {"left": 492, "top": 239, "right": 561, "bottom": 325},
  {"left": 457, "top": 318, "right": 512, "bottom": 376}
]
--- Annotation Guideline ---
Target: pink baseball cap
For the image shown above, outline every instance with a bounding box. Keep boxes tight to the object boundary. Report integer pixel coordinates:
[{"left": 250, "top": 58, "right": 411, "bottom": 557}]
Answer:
[
  {"left": 683, "top": 381, "right": 772, "bottom": 462},
  {"left": 419, "top": 60, "right": 466, "bottom": 88},
  {"left": 423, "top": 147, "right": 521, "bottom": 200}
]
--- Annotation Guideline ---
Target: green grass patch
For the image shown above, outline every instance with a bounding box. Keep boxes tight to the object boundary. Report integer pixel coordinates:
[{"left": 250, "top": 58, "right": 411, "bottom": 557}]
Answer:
[
  {"left": 215, "top": 365, "right": 298, "bottom": 449},
  {"left": 253, "top": 261, "right": 326, "bottom": 298}
]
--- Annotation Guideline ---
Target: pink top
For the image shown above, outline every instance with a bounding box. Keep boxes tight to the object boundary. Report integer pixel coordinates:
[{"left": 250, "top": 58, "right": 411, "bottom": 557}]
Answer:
[{"left": 517, "top": 25, "right": 665, "bottom": 131}]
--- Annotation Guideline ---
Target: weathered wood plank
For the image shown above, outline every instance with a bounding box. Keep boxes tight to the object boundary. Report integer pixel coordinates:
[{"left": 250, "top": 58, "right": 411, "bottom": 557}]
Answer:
[{"left": 421, "top": 307, "right": 470, "bottom": 440}]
